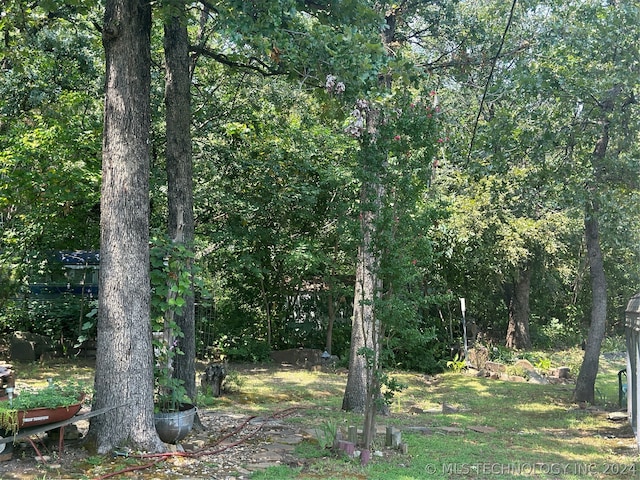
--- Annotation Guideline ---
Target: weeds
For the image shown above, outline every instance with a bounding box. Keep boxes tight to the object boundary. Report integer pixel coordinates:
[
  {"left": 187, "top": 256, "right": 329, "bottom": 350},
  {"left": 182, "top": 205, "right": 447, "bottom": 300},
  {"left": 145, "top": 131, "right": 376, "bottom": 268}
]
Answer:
[
  {"left": 446, "top": 353, "right": 466, "bottom": 373},
  {"left": 316, "top": 420, "right": 338, "bottom": 450}
]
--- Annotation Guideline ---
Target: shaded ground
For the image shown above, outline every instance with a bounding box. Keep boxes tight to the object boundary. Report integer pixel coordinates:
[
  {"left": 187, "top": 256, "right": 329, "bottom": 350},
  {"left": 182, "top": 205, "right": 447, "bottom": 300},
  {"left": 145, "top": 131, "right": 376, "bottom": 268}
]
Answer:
[{"left": 0, "top": 354, "right": 637, "bottom": 479}]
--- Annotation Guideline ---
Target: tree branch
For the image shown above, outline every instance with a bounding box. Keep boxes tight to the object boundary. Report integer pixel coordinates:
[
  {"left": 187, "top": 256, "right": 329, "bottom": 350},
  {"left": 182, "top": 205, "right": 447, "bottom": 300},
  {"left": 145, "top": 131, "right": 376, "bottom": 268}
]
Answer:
[{"left": 188, "top": 45, "right": 285, "bottom": 76}]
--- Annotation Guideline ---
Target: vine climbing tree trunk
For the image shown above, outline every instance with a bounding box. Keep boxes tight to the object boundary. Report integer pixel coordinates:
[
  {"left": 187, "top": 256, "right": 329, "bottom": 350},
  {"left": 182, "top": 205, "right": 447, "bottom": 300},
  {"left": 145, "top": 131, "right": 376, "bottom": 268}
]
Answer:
[
  {"left": 164, "top": 10, "right": 196, "bottom": 405},
  {"left": 342, "top": 9, "right": 397, "bottom": 454}
]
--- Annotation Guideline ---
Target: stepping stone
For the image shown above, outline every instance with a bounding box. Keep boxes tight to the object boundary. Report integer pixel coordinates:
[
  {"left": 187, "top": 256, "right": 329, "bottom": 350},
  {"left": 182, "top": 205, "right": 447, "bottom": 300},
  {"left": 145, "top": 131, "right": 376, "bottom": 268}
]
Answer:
[
  {"left": 442, "top": 403, "right": 458, "bottom": 413},
  {"left": 607, "top": 411, "right": 628, "bottom": 421},
  {"left": 435, "top": 426, "right": 465, "bottom": 434},
  {"left": 250, "top": 450, "right": 283, "bottom": 463},
  {"left": 527, "top": 370, "right": 549, "bottom": 385},
  {"left": 468, "top": 425, "right": 497, "bottom": 433},
  {"left": 404, "top": 426, "right": 432, "bottom": 434},
  {"left": 276, "top": 434, "right": 304, "bottom": 445}
]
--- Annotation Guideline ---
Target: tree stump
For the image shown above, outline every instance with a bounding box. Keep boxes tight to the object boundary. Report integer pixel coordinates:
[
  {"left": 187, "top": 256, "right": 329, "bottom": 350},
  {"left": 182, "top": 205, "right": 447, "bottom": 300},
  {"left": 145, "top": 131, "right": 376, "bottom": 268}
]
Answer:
[{"left": 201, "top": 363, "right": 227, "bottom": 397}]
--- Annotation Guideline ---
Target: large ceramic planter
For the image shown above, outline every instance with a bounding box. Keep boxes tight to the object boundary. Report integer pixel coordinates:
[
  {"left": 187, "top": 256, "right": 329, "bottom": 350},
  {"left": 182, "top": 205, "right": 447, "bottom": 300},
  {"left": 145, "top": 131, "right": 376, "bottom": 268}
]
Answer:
[{"left": 154, "top": 403, "right": 196, "bottom": 444}]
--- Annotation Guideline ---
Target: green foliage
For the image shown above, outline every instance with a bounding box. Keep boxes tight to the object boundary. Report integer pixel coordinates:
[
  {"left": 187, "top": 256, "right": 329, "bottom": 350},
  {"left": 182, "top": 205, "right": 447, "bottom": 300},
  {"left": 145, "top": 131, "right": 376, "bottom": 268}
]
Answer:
[
  {"left": 357, "top": 347, "right": 407, "bottom": 410},
  {"left": 3, "top": 293, "right": 96, "bottom": 352},
  {"left": 505, "top": 364, "right": 529, "bottom": 379},
  {"left": 601, "top": 335, "right": 625, "bottom": 353},
  {"left": 10, "top": 381, "right": 85, "bottom": 410},
  {"left": 222, "top": 368, "right": 245, "bottom": 393},
  {"left": 532, "top": 317, "right": 583, "bottom": 350},
  {"left": 0, "top": 4, "right": 102, "bottom": 351},
  {"left": 2, "top": 0, "right": 640, "bottom": 375},
  {"left": 446, "top": 353, "right": 466, "bottom": 374},
  {"left": 316, "top": 420, "right": 338, "bottom": 450},
  {"left": 150, "top": 235, "right": 204, "bottom": 322},
  {"left": 534, "top": 356, "right": 552, "bottom": 373},
  {"left": 489, "top": 345, "right": 517, "bottom": 364},
  {"left": 150, "top": 235, "right": 205, "bottom": 411},
  {"left": 75, "top": 301, "right": 98, "bottom": 348},
  {"left": 0, "top": 380, "right": 86, "bottom": 433},
  {"left": 213, "top": 334, "right": 271, "bottom": 363}
]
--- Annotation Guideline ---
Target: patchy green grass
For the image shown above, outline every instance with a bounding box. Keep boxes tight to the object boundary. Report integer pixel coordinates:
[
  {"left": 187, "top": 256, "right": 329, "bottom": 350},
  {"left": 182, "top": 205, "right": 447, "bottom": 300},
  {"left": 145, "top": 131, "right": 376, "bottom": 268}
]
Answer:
[
  {"left": 3, "top": 347, "right": 637, "bottom": 479},
  {"left": 216, "top": 351, "right": 637, "bottom": 480},
  {"left": 10, "top": 358, "right": 94, "bottom": 390}
]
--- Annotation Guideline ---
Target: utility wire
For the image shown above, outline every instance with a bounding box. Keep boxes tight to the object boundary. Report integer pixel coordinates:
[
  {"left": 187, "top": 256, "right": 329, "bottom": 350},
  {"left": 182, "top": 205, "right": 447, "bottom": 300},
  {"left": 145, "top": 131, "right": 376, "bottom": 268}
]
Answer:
[{"left": 466, "top": 0, "right": 518, "bottom": 165}]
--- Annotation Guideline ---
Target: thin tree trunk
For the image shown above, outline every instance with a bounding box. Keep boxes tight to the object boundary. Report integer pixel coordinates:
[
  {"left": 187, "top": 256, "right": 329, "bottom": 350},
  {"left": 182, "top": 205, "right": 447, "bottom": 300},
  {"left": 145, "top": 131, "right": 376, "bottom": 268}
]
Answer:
[
  {"left": 573, "top": 104, "right": 612, "bottom": 403},
  {"left": 326, "top": 286, "right": 335, "bottom": 355},
  {"left": 505, "top": 266, "right": 532, "bottom": 349},
  {"left": 573, "top": 211, "right": 607, "bottom": 403},
  {"left": 89, "top": 0, "right": 163, "bottom": 453},
  {"left": 325, "top": 245, "right": 339, "bottom": 354},
  {"left": 164, "top": 10, "right": 196, "bottom": 406}
]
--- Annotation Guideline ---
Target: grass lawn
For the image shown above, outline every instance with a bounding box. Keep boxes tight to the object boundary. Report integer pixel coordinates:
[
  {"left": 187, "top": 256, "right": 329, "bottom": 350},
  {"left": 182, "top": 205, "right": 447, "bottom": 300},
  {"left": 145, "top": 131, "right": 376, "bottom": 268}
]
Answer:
[
  {"left": 3, "top": 346, "right": 638, "bottom": 479},
  {"left": 233, "top": 349, "right": 638, "bottom": 480}
]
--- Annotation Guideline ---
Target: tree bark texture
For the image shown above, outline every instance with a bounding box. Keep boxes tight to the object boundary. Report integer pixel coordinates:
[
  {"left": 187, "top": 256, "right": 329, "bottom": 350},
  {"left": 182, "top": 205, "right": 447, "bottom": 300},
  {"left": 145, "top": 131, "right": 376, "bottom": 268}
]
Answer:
[
  {"left": 342, "top": 9, "right": 396, "bottom": 442},
  {"left": 573, "top": 106, "right": 612, "bottom": 403},
  {"left": 505, "top": 266, "right": 532, "bottom": 349},
  {"left": 164, "top": 11, "right": 197, "bottom": 406},
  {"left": 573, "top": 211, "right": 607, "bottom": 404},
  {"left": 89, "top": 0, "right": 163, "bottom": 453},
  {"left": 342, "top": 181, "right": 383, "bottom": 414}
]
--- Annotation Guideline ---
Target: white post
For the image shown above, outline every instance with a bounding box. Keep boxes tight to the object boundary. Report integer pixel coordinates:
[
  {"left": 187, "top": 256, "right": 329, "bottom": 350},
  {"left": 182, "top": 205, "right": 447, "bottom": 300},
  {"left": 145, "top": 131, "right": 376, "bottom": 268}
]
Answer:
[{"left": 460, "top": 298, "right": 468, "bottom": 359}]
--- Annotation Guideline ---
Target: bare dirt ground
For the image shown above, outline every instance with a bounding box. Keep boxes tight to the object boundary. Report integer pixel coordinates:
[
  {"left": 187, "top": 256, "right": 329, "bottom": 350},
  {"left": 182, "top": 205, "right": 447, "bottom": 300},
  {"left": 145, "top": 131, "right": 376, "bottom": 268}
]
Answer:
[{"left": 0, "top": 406, "right": 311, "bottom": 479}]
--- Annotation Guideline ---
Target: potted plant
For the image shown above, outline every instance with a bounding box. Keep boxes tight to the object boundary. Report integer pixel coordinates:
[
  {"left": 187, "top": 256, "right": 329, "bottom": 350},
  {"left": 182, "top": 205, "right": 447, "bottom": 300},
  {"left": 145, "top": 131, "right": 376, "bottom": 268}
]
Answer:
[
  {"left": 151, "top": 236, "right": 197, "bottom": 444},
  {"left": 153, "top": 335, "right": 196, "bottom": 444},
  {"left": 153, "top": 373, "right": 196, "bottom": 444},
  {"left": 0, "top": 380, "right": 86, "bottom": 433}
]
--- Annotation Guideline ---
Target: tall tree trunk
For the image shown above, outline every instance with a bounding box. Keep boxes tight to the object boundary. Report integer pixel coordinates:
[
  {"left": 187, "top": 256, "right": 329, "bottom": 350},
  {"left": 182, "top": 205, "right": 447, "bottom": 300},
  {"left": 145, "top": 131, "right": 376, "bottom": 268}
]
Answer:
[
  {"left": 89, "top": 0, "right": 163, "bottom": 453},
  {"left": 573, "top": 100, "right": 613, "bottom": 403},
  {"left": 505, "top": 266, "right": 532, "bottom": 349},
  {"left": 341, "top": 179, "right": 383, "bottom": 415},
  {"left": 164, "top": 9, "right": 196, "bottom": 406},
  {"left": 342, "top": 9, "right": 396, "bottom": 451},
  {"left": 573, "top": 211, "right": 607, "bottom": 403}
]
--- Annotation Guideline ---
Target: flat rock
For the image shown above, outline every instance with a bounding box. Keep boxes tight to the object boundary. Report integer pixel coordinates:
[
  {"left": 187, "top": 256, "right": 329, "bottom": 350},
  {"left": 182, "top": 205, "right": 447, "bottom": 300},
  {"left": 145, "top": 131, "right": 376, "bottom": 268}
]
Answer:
[
  {"left": 485, "top": 361, "right": 506, "bottom": 373},
  {"left": 442, "top": 403, "right": 458, "bottom": 414},
  {"left": 435, "top": 426, "right": 465, "bottom": 434},
  {"left": 250, "top": 450, "right": 283, "bottom": 463},
  {"left": 404, "top": 426, "right": 433, "bottom": 434},
  {"left": 275, "top": 434, "right": 303, "bottom": 445},
  {"left": 607, "top": 411, "right": 628, "bottom": 421},
  {"left": 515, "top": 359, "right": 535, "bottom": 371},
  {"left": 527, "top": 370, "right": 549, "bottom": 385},
  {"left": 468, "top": 425, "right": 497, "bottom": 434}
]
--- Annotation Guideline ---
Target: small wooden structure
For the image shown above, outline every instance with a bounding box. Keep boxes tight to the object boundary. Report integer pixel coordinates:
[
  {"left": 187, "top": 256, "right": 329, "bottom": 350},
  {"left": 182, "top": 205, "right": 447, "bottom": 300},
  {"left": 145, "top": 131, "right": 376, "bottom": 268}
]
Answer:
[{"left": 625, "top": 293, "right": 640, "bottom": 448}]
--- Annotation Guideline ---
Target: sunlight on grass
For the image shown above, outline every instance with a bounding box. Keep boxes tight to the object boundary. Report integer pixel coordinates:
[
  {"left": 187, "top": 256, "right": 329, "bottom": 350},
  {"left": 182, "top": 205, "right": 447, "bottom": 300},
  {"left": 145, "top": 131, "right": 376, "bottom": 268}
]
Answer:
[
  {"left": 513, "top": 401, "right": 567, "bottom": 415},
  {"left": 7, "top": 347, "right": 639, "bottom": 479}
]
